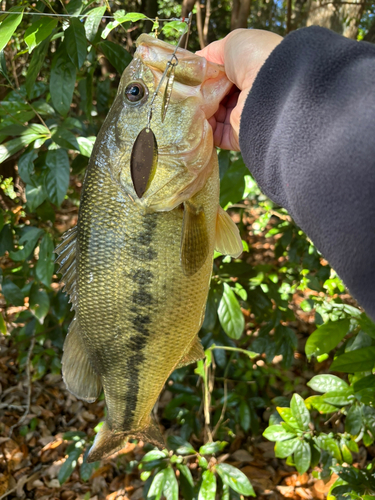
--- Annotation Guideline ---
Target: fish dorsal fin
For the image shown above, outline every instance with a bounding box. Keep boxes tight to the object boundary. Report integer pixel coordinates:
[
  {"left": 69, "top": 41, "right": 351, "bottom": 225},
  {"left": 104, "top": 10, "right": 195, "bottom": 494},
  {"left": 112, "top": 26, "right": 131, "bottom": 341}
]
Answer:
[
  {"left": 55, "top": 226, "right": 78, "bottom": 309},
  {"left": 62, "top": 318, "right": 102, "bottom": 403},
  {"left": 180, "top": 200, "right": 209, "bottom": 276},
  {"left": 176, "top": 336, "right": 205, "bottom": 369},
  {"left": 215, "top": 206, "right": 243, "bottom": 258}
]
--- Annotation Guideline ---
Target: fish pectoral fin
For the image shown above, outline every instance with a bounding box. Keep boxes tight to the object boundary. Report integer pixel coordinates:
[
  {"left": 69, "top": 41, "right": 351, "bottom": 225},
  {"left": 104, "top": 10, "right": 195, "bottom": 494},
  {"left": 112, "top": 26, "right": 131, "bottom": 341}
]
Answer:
[
  {"left": 55, "top": 226, "right": 78, "bottom": 309},
  {"left": 87, "top": 419, "right": 165, "bottom": 463},
  {"left": 214, "top": 205, "right": 243, "bottom": 258},
  {"left": 62, "top": 318, "right": 102, "bottom": 403},
  {"left": 176, "top": 337, "right": 205, "bottom": 369},
  {"left": 180, "top": 200, "right": 210, "bottom": 276}
]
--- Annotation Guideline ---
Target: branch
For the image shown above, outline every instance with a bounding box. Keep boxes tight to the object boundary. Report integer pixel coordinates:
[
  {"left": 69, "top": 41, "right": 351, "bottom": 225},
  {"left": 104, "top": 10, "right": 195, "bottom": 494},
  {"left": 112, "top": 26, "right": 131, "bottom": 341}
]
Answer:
[
  {"left": 8, "top": 336, "right": 35, "bottom": 438},
  {"left": 203, "top": 0, "right": 211, "bottom": 47},
  {"left": 196, "top": 1, "right": 205, "bottom": 49}
]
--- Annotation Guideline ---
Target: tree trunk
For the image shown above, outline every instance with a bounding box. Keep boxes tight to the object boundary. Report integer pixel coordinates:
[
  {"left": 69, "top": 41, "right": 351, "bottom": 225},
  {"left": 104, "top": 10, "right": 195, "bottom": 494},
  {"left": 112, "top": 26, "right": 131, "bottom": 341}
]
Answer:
[
  {"left": 306, "top": 0, "right": 364, "bottom": 39},
  {"left": 231, "top": 0, "right": 251, "bottom": 30},
  {"left": 181, "top": 0, "right": 196, "bottom": 18}
]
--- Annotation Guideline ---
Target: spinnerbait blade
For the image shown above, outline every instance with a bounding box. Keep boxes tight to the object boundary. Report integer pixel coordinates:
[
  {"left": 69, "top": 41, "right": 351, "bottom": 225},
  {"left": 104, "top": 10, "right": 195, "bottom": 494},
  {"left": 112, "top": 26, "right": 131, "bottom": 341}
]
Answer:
[
  {"left": 130, "top": 127, "right": 158, "bottom": 198},
  {"left": 161, "top": 61, "right": 176, "bottom": 123}
]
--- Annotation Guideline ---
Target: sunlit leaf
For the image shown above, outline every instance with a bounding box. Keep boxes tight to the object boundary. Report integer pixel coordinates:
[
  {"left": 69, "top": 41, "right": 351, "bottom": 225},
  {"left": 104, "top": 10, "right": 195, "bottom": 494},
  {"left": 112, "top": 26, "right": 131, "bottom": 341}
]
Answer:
[
  {"left": 24, "top": 17, "right": 58, "bottom": 52},
  {"left": 218, "top": 283, "right": 245, "bottom": 339}
]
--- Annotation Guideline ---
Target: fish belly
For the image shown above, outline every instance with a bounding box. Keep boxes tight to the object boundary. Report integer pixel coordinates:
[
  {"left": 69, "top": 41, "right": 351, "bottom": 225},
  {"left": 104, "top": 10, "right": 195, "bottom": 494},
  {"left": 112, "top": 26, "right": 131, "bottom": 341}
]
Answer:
[{"left": 76, "top": 152, "right": 219, "bottom": 434}]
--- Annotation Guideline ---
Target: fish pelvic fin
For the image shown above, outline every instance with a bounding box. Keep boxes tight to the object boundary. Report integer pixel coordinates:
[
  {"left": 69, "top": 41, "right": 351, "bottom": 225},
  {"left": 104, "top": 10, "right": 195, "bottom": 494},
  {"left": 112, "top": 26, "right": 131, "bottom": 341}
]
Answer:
[
  {"left": 176, "top": 336, "right": 205, "bottom": 369},
  {"left": 55, "top": 226, "right": 78, "bottom": 309},
  {"left": 87, "top": 419, "right": 165, "bottom": 463},
  {"left": 214, "top": 205, "right": 243, "bottom": 258},
  {"left": 62, "top": 318, "right": 102, "bottom": 403}
]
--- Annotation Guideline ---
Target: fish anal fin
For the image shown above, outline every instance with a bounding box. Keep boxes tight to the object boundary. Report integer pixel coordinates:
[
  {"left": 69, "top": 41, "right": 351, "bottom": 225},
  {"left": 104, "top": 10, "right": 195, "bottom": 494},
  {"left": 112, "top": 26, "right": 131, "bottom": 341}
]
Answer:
[
  {"left": 180, "top": 200, "right": 209, "bottom": 276},
  {"left": 62, "top": 318, "right": 102, "bottom": 403},
  {"left": 215, "top": 205, "right": 243, "bottom": 258},
  {"left": 87, "top": 419, "right": 165, "bottom": 463},
  {"left": 176, "top": 336, "right": 205, "bottom": 369}
]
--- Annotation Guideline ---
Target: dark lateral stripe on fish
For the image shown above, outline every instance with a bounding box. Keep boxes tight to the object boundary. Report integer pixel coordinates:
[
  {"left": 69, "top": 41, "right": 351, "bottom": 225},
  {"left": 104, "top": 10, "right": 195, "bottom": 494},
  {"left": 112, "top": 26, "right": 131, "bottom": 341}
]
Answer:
[{"left": 123, "top": 214, "right": 157, "bottom": 431}]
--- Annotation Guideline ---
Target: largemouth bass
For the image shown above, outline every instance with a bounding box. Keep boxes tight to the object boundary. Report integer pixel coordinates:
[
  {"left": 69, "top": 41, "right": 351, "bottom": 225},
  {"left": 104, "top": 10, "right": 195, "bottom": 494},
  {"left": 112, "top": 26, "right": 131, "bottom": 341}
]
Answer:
[{"left": 55, "top": 34, "right": 242, "bottom": 462}]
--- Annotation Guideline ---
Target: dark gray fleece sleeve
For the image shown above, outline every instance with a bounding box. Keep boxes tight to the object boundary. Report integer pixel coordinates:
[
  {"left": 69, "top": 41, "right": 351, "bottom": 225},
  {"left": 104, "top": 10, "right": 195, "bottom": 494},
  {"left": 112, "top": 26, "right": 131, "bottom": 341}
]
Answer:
[{"left": 239, "top": 26, "right": 375, "bottom": 320}]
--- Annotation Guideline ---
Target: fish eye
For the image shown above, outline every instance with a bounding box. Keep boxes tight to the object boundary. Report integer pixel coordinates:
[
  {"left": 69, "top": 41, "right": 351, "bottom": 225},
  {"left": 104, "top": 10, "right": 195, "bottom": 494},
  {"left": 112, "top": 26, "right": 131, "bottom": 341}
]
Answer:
[{"left": 124, "top": 82, "right": 147, "bottom": 103}]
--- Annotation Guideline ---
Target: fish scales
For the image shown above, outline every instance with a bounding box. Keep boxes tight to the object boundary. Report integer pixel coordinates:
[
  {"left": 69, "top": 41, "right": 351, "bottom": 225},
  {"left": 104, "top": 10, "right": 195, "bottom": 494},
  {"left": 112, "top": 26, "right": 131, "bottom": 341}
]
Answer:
[{"left": 56, "top": 34, "right": 243, "bottom": 462}]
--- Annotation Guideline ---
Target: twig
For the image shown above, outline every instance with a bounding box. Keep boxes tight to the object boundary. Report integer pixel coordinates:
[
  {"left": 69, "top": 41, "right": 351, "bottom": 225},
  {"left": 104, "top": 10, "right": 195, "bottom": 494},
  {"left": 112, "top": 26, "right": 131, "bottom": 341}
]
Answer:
[
  {"left": 8, "top": 337, "right": 35, "bottom": 437},
  {"left": 212, "top": 378, "right": 228, "bottom": 438},
  {"left": 203, "top": 357, "right": 213, "bottom": 443},
  {"left": 196, "top": 1, "right": 205, "bottom": 49},
  {"left": 0, "top": 486, "right": 17, "bottom": 500},
  {"left": 203, "top": 0, "right": 211, "bottom": 46}
]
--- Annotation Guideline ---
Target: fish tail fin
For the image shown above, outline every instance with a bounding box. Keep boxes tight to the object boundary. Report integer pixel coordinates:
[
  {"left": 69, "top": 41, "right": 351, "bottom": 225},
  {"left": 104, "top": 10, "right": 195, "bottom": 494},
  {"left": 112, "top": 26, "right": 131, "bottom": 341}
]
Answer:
[{"left": 87, "top": 419, "right": 165, "bottom": 463}]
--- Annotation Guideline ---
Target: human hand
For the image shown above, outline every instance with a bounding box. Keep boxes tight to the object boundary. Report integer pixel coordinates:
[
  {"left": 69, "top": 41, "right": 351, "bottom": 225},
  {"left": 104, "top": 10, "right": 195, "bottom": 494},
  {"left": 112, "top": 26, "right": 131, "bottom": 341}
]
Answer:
[{"left": 197, "top": 29, "right": 283, "bottom": 151}]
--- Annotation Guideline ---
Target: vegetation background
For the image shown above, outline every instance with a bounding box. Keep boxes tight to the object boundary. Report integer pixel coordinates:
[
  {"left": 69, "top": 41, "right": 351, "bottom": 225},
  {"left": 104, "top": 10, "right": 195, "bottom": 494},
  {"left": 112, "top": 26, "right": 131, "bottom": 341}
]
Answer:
[{"left": 1, "top": 0, "right": 375, "bottom": 499}]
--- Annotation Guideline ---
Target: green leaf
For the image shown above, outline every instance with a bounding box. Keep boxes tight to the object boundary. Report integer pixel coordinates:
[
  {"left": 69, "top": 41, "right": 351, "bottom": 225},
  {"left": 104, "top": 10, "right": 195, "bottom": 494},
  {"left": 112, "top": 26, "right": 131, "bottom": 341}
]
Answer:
[
  {"left": 50, "top": 47, "right": 77, "bottom": 115},
  {"left": 24, "top": 17, "right": 57, "bottom": 52},
  {"left": 58, "top": 443, "right": 84, "bottom": 484},
  {"left": 77, "top": 136, "right": 96, "bottom": 157},
  {"left": 29, "top": 287, "right": 50, "bottom": 324},
  {"left": 358, "top": 313, "right": 375, "bottom": 339},
  {"left": 162, "top": 467, "right": 178, "bottom": 500},
  {"left": 276, "top": 407, "right": 300, "bottom": 429},
  {"left": 65, "top": 18, "right": 87, "bottom": 69},
  {"left": 218, "top": 283, "right": 244, "bottom": 339},
  {"left": 199, "top": 441, "right": 227, "bottom": 455},
  {"left": 307, "top": 374, "right": 348, "bottom": 393},
  {"left": 323, "top": 389, "right": 354, "bottom": 406},
  {"left": 66, "top": 0, "right": 83, "bottom": 16},
  {"left": 118, "top": 12, "right": 148, "bottom": 22},
  {"left": 274, "top": 438, "right": 300, "bottom": 459},
  {"left": 263, "top": 425, "right": 296, "bottom": 442},
  {"left": 9, "top": 227, "right": 44, "bottom": 261},
  {"left": 305, "top": 319, "right": 350, "bottom": 359},
  {"left": 167, "top": 436, "right": 195, "bottom": 455},
  {"left": 51, "top": 127, "right": 80, "bottom": 151},
  {"left": 36, "top": 233, "right": 54, "bottom": 287},
  {"left": 239, "top": 401, "right": 251, "bottom": 432},
  {"left": 45, "top": 149, "right": 70, "bottom": 206},
  {"left": 85, "top": 6, "right": 106, "bottom": 42},
  {"left": 176, "top": 464, "right": 194, "bottom": 500},
  {"left": 0, "top": 224, "right": 13, "bottom": 255},
  {"left": 216, "top": 463, "right": 255, "bottom": 497},
  {"left": 142, "top": 450, "right": 169, "bottom": 462},
  {"left": 305, "top": 396, "right": 338, "bottom": 414},
  {"left": 220, "top": 159, "right": 248, "bottom": 208},
  {"left": 80, "top": 447, "right": 98, "bottom": 482},
  {"left": 0, "top": 8, "right": 24, "bottom": 52},
  {"left": 18, "top": 151, "right": 37, "bottom": 185},
  {"left": 26, "top": 35, "right": 51, "bottom": 98},
  {"left": 290, "top": 394, "right": 310, "bottom": 431},
  {"left": 97, "top": 41, "right": 132, "bottom": 74},
  {"left": 314, "top": 435, "right": 342, "bottom": 462},
  {"left": 198, "top": 470, "right": 216, "bottom": 500},
  {"left": 0, "top": 49, "right": 10, "bottom": 83},
  {"left": 147, "top": 469, "right": 166, "bottom": 500},
  {"left": 330, "top": 346, "right": 375, "bottom": 373},
  {"left": 294, "top": 440, "right": 311, "bottom": 474},
  {"left": 345, "top": 405, "right": 362, "bottom": 435},
  {"left": 26, "top": 181, "right": 48, "bottom": 212},
  {"left": 0, "top": 313, "right": 6, "bottom": 334},
  {"left": 2, "top": 279, "right": 24, "bottom": 306}
]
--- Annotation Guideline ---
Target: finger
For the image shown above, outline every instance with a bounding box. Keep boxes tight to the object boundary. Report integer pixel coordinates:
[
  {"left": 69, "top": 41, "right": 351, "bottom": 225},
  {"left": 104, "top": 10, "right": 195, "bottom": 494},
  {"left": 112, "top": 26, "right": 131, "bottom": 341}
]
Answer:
[{"left": 196, "top": 39, "right": 225, "bottom": 65}]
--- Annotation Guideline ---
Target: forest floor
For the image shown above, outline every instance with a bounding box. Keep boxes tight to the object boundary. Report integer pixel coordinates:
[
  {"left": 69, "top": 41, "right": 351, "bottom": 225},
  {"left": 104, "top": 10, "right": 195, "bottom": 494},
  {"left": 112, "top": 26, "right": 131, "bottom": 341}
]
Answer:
[{"left": 0, "top": 204, "right": 360, "bottom": 500}]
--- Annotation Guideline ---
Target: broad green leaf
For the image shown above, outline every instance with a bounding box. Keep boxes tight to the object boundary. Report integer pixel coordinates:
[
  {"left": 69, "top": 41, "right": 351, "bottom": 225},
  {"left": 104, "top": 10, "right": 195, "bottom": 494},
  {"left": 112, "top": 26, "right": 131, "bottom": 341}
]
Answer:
[
  {"left": 218, "top": 283, "right": 245, "bottom": 339},
  {"left": 176, "top": 464, "right": 194, "bottom": 500},
  {"left": 0, "top": 224, "right": 13, "bottom": 255},
  {"left": 276, "top": 407, "right": 300, "bottom": 429},
  {"left": 0, "top": 8, "right": 24, "bottom": 53},
  {"left": 345, "top": 404, "right": 362, "bottom": 435},
  {"left": 9, "top": 227, "right": 44, "bottom": 261},
  {"left": 0, "top": 49, "right": 10, "bottom": 83},
  {"left": 77, "top": 136, "right": 96, "bottom": 157},
  {"left": 358, "top": 313, "right": 375, "bottom": 339},
  {"left": 97, "top": 41, "right": 132, "bottom": 74},
  {"left": 323, "top": 389, "right": 354, "bottom": 406},
  {"left": 216, "top": 463, "right": 255, "bottom": 497},
  {"left": 199, "top": 441, "right": 227, "bottom": 455},
  {"left": 305, "top": 319, "right": 350, "bottom": 359},
  {"left": 314, "top": 435, "right": 342, "bottom": 462},
  {"left": 147, "top": 469, "right": 166, "bottom": 500},
  {"left": 65, "top": 18, "right": 87, "bottom": 69},
  {"left": 330, "top": 346, "right": 375, "bottom": 373},
  {"left": 198, "top": 455, "right": 208, "bottom": 468},
  {"left": 58, "top": 444, "right": 83, "bottom": 484},
  {"left": 0, "top": 137, "right": 30, "bottom": 163},
  {"left": 85, "top": 6, "right": 106, "bottom": 42},
  {"left": 274, "top": 438, "right": 300, "bottom": 458},
  {"left": 18, "top": 151, "right": 37, "bottom": 185},
  {"left": 50, "top": 48, "right": 77, "bottom": 115},
  {"left": 305, "top": 396, "right": 338, "bottom": 414},
  {"left": 198, "top": 470, "right": 216, "bottom": 500},
  {"left": 66, "top": 0, "right": 83, "bottom": 16},
  {"left": 142, "top": 450, "right": 169, "bottom": 462},
  {"left": 239, "top": 401, "right": 251, "bottom": 432},
  {"left": 162, "top": 467, "right": 178, "bottom": 500},
  {"left": 63, "top": 430, "right": 87, "bottom": 440},
  {"left": 263, "top": 425, "right": 296, "bottom": 442},
  {"left": 220, "top": 159, "right": 248, "bottom": 208},
  {"left": 51, "top": 127, "right": 80, "bottom": 151},
  {"left": 307, "top": 374, "right": 348, "bottom": 393},
  {"left": 340, "top": 442, "right": 353, "bottom": 464},
  {"left": 161, "top": 21, "right": 188, "bottom": 37},
  {"left": 26, "top": 181, "right": 48, "bottom": 212},
  {"left": 24, "top": 17, "right": 58, "bottom": 52},
  {"left": 29, "top": 287, "right": 50, "bottom": 324},
  {"left": 167, "top": 436, "right": 195, "bottom": 455},
  {"left": 118, "top": 12, "right": 148, "bottom": 22},
  {"left": 26, "top": 35, "right": 51, "bottom": 98},
  {"left": 36, "top": 233, "right": 55, "bottom": 287},
  {"left": 290, "top": 394, "right": 310, "bottom": 431},
  {"left": 80, "top": 447, "right": 98, "bottom": 482},
  {"left": 294, "top": 440, "right": 311, "bottom": 474},
  {"left": 45, "top": 149, "right": 70, "bottom": 206},
  {"left": 2, "top": 279, "right": 24, "bottom": 306}
]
